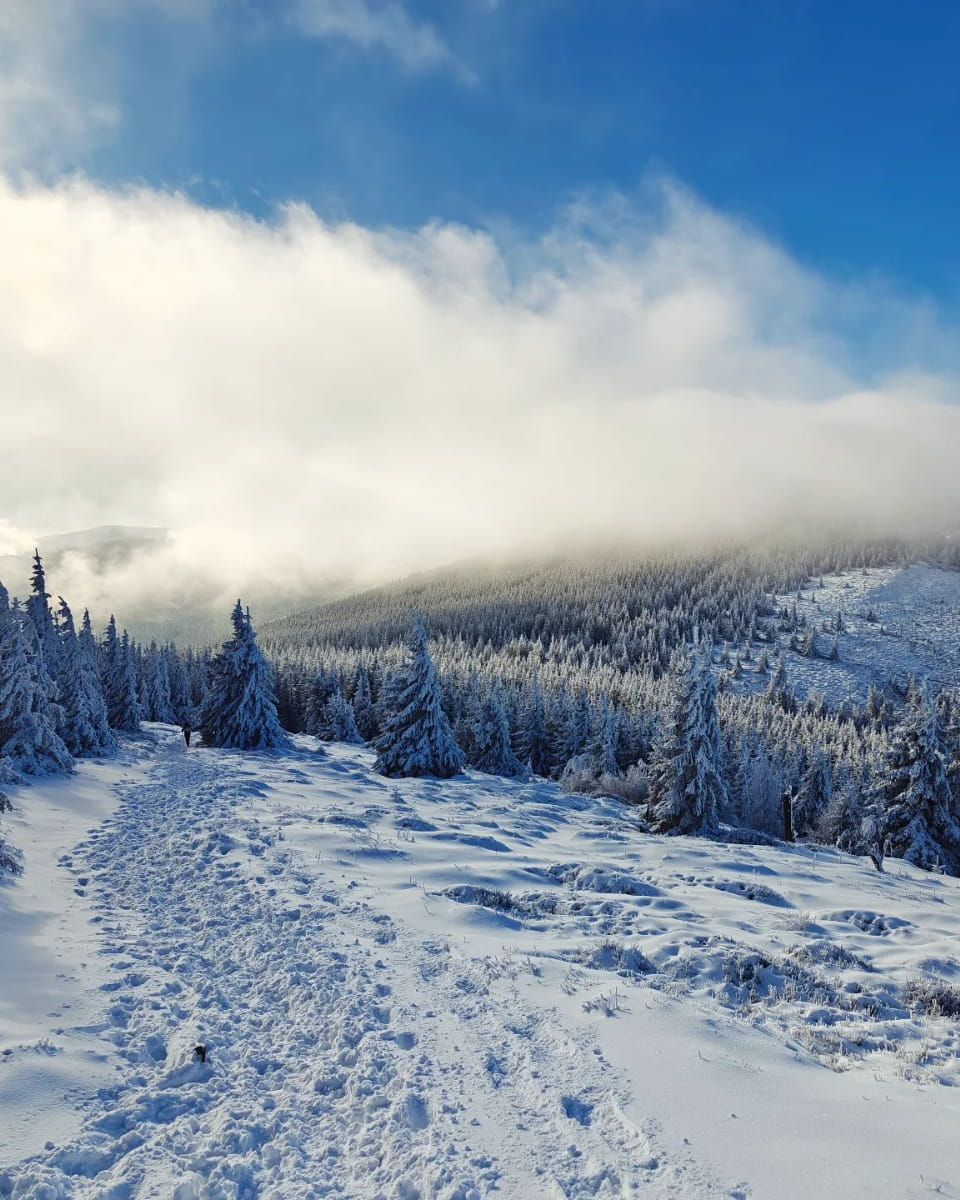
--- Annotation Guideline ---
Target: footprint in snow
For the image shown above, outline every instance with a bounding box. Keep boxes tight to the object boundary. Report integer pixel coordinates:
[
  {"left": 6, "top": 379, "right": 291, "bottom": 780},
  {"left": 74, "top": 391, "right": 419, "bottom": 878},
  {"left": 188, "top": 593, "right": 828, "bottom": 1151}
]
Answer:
[
  {"left": 402, "top": 1093, "right": 430, "bottom": 1131},
  {"left": 561, "top": 1096, "right": 594, "bottom": 1126}
]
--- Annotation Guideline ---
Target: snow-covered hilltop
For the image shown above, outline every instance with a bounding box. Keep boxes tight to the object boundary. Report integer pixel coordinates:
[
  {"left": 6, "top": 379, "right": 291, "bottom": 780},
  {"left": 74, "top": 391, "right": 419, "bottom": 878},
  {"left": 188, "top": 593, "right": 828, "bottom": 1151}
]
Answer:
[
  {"left": 760, "top": 562, "right": 960, "bottom": 704},
  {"left": 3, "top": 728, "right": 960, "bottom": 1198}
]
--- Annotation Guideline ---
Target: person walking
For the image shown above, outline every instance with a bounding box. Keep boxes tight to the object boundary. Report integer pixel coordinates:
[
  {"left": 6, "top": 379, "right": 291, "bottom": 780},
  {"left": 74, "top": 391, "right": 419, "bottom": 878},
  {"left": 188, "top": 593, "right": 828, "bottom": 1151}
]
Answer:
[{"left": 181, "top": 721, "right": 192, "bottom": 747}]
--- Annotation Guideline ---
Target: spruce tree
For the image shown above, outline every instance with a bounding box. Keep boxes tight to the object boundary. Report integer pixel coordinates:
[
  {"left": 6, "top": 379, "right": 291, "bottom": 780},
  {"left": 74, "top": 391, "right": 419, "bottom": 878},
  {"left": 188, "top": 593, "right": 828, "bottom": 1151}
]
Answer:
[
  {"left": 165, "top": 644, "right": 192, "bottom": 722},
  {"left": 794, "top": 749, "right": 832, "bottom": 838},
  {"left": 0, "top": 608, "right": 73, "bottom": 776},
  {"left": 56, "top": 599, "right": 115, "bottom": 757},
  {"left": 24, "top": 552, "right": 66, "bottom": 736},
  {"left": 647, "top": 652, "right": 728, "bottom": 835},
  {"left": 587, "top": 701, "right": 622, "bottom": 779},
  {"left": 322, "top": 688, "right": 363, "bottom": 744},
  {"left": 518, "top": 682, "right": 552, "bottom": 777},
  {"left": 26, "top": 552, "right": 61, "bottom": 685},
  {"left": 866, "top": 686, "right": 960, "bottom": 873},
  {"left": 471, "top": 687, "right": 525, "bottom": 778},
  {"left": 143, "top": 642, "right": 175, "bottom": 723},
  {"left": 100, "top": 616, "right": 141, "bottom": 732},
  {"left": 199, "top": 601, "right": 289, "bottom": 750},
  {"left": 116, "top": 630, "right": 142, "bottom": 732},
  {"left": 350, "top": 664, "right": 378, "bottom": 741},
  {"left": 374, "top": 618, "right": 464, "bottom": 778}
]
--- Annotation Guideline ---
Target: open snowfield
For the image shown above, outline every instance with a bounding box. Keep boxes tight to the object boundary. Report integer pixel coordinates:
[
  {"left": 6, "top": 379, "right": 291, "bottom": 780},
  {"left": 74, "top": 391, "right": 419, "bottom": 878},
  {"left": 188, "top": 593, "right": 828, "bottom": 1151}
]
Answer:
[
  {"left": 756, "top": 562, "right": 960, "bottom": 705},
  {"left": 2, "top": 727, "right": 960, "bottom": 1199}
]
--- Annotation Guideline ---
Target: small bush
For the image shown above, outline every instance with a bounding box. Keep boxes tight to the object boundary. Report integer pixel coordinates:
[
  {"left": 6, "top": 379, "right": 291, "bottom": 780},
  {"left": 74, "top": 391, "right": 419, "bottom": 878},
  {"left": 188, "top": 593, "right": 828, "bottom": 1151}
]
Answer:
[
  {"left": 902, "top": 978, "right": 960, "bottom": 1018},
  {"left": 0, "top": 837, "right": 23, "bottom": 877}
]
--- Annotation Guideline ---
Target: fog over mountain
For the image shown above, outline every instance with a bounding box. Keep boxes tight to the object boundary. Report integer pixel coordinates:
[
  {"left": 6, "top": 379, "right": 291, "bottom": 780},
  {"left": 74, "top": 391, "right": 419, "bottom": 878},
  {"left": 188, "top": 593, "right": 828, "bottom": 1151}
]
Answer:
[{"left": 2, "top": 173, "right": 960, "bottom": 629}]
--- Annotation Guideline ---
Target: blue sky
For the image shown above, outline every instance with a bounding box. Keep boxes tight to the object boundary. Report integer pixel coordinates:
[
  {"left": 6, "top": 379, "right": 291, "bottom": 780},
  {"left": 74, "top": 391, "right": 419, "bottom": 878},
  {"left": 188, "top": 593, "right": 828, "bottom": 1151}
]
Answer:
[{"left": 37, "top": 0, "right": 957, "bottom": 305}]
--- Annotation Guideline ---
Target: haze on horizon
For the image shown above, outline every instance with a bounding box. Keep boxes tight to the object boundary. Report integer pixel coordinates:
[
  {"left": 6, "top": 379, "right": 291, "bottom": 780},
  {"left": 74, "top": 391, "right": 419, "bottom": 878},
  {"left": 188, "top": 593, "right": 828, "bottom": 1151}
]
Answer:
[{"left": 2, "top": 1, "right": 959, "bottom": 623}]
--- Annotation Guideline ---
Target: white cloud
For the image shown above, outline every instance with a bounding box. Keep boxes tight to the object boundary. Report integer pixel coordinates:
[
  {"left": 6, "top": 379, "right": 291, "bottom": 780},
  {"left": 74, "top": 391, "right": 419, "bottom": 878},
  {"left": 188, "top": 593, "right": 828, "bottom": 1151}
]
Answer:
[
  {"left": 0, "top": 174, "right": 958, "bottom": 622},
  {"left": 289, "top": 0, "right": 456, "bottom": 73}
]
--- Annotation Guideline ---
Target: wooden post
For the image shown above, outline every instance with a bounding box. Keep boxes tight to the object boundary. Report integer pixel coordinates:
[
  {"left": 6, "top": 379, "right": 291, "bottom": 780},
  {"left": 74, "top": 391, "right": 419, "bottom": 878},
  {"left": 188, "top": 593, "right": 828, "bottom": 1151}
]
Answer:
[{"left": 781, "top": 789, "right": 795, "bottom": 843}]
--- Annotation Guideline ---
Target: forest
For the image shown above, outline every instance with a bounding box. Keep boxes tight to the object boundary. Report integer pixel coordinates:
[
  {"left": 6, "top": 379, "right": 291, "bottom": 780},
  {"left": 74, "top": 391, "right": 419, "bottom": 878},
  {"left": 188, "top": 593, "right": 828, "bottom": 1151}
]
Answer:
[{"left": 3, "top": 534, "right": 960, "bottom": 878}]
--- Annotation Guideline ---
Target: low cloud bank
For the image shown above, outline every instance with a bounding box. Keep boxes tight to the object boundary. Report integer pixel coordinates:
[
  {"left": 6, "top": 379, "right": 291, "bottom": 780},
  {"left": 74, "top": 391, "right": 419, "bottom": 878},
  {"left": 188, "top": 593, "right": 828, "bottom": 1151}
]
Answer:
[{"left": 1, "top": 174, "right": 959, "bottom": 625}]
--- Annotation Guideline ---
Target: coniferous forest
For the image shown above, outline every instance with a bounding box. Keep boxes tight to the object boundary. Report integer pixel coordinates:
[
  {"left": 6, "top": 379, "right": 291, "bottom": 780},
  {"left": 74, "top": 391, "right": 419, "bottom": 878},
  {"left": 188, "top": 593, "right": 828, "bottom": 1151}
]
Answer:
[
  {"left": 260, "top": 536, "right": 960, "bottom": 874},
  {"left": 4, "top": 535, "right": 960, "bottom": 879}
]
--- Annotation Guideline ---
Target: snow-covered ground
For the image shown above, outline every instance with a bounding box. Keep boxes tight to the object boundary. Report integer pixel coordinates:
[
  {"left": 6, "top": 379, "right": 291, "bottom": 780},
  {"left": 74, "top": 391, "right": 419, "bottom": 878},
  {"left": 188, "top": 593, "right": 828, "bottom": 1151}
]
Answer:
[
  {"left": 3, "top": 727, "right": 960, "bottom": 1198},
  {"left": 742, "top": 562, "right": 960, "bottom": 704}
]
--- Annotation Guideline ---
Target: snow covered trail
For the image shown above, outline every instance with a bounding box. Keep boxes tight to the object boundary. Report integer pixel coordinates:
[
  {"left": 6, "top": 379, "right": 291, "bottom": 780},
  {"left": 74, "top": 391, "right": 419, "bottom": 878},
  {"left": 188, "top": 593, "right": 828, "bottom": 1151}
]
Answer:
[{"left": 4, "top": 731, "right": 738, "bottom": 1200}]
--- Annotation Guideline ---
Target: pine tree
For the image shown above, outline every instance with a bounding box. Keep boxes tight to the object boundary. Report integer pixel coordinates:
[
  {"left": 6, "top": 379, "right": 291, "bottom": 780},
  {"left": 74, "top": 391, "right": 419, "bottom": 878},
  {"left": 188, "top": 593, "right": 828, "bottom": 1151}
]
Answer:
[
  {"left": 199, "top": 602, "right": 290, "bottom": 750},
  {"left": 56, "top": 599, "right": 115, "bottom": 757},
  {"left": 647, "top": 652, "right": 728, "bottom": 835},
  {"left": 374, "top": 618, "right": 464, "bottom": 778},
  {"left": 866, "top": 686, "right": 960, "bottom": 873}
]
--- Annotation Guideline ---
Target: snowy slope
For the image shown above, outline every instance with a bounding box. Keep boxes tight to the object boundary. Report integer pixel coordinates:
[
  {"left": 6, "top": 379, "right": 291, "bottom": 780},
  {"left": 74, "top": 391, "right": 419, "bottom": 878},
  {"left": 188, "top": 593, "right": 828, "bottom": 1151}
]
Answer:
[
  {"left": 2, "top": 728, "right": 960, "bottom": 1198},
  {"left": 737, "top": 562, "right": 960, "bottom": 705}
]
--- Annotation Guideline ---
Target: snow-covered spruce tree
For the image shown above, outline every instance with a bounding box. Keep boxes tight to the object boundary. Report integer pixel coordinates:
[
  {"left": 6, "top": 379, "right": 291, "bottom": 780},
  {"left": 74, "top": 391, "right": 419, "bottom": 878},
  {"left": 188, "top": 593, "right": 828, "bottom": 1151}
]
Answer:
[
  {"left": 517, "top": 681, "right": 553, "bottom": 778},
  {"left": 0, "top": 789, "right": 22, "bottom": 875},
  {"left": 26, "top": 552, "right": 62, "bottom": 686},
  {"left": 24, "top": 552, "right": 67, "bottom": 738},
  {"left": 165, "top": 644, "right": 192, "bottom": 723},
  {"left": 765, "top": 657, "right": 797, "bottom": 713},
  {"left": 793, "top": 749, "right": 832, "bottom": 838},
  {"left": 142, "top": 642, "right": 175, "bottom": 723},
  {"left": 56, "top": 599, "right": 115, "bottom": 757},
  {"left": 322, "top": 688, "right": 363, "bottom": 744},
  {"left": 865, "top": 685, "right": 960, "bottom": 873},
  {"left": 646, "top": 652, "right": 728, "bottom": 836},
  {"left": 100, "top": 617, "right": 141, "bottom": 733},
  {"left": 0, "top": 606, "right": 73, "bottom": 777},
  {"left": 199, "top": 601, "right": 290, "bottom": 751},
  {"left": 374, "top": 618, "right": 464, "bottom": 778},
  {"left": 471, "top": 687, "right": 525, "bottom": 778},
  {"left": 587, "top": 700, "right": 622, "bottom": 780},
  {"left": 350, "top": 664, "right": 378, "bottom": 741}
]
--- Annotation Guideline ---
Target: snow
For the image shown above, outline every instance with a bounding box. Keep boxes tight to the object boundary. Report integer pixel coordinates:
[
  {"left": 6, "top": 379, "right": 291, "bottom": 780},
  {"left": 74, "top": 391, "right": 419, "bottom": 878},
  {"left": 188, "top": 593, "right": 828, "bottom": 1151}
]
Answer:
[
  {"left": 2, "top": 727, "right": 960, "bottom": 1197},
  {"left": 758, "top": 562, "right": 960, "bottom": 704}
]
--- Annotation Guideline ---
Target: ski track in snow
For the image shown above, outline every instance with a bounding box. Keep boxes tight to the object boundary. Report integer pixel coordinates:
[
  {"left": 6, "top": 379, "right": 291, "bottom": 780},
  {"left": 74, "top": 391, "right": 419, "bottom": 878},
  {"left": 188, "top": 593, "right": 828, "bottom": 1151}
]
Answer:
[{"left": 4, "top": 733, "right": 736, "bottom": 1200}]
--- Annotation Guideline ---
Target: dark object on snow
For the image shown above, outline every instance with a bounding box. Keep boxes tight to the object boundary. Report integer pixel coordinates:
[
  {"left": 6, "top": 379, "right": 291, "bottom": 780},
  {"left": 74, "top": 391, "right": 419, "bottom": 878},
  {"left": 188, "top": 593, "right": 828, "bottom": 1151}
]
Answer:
[
  {"left": 867, "top": 849, "right": 884, "bottom": 873},
  {"left": 193, "top": 1044, "right": 206, "bottom": 1063},
  {"left": 182, "top": 722, "right": 192, "bottom": 747},
  {"left": 781, "top": 789, "right": 795, "bottom": 843}
]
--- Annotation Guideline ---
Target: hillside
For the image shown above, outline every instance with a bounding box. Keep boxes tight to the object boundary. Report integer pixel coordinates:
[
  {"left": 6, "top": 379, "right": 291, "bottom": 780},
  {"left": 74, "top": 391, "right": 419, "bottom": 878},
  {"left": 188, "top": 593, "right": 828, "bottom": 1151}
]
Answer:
[
  {"left": 2, "top": 728, "right": 959, "bottom": 1197},
  {"left": 758, "top": 562, "right": 960, "bottom": 704}
]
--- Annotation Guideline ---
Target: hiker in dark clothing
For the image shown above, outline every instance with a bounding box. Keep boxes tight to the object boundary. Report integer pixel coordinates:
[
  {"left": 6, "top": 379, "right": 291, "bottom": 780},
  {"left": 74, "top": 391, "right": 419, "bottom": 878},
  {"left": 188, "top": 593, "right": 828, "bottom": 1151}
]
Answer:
[{"left": 182, "top": 722, "right": 192, "bottom": 747}]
